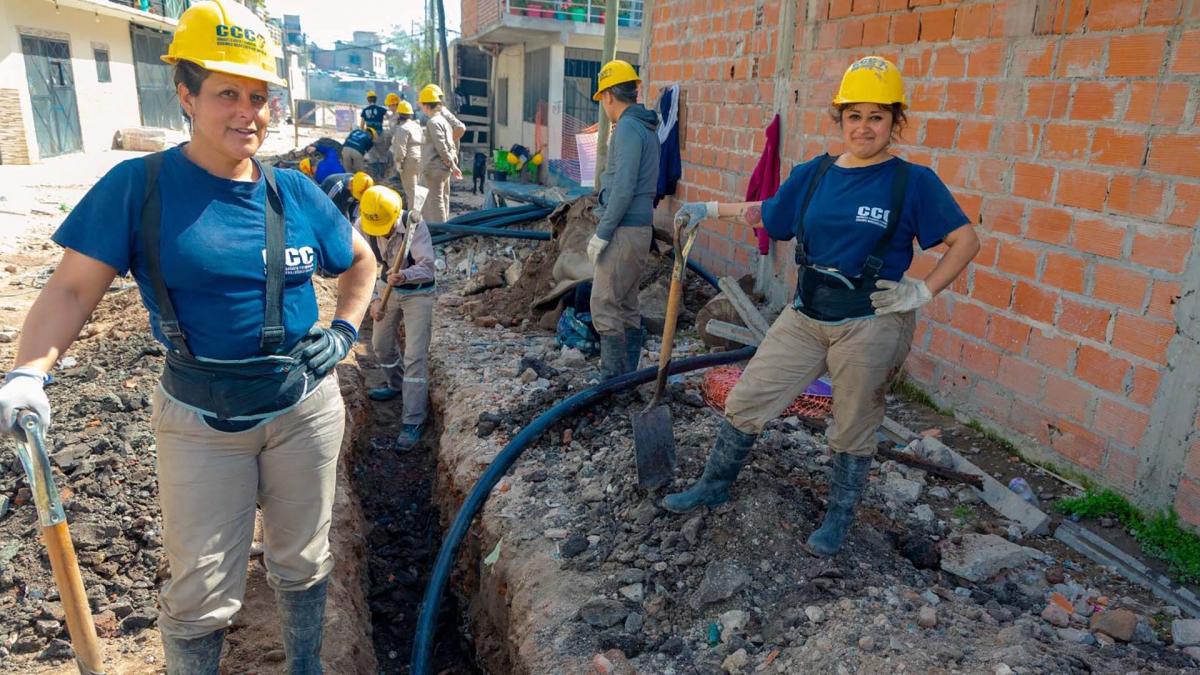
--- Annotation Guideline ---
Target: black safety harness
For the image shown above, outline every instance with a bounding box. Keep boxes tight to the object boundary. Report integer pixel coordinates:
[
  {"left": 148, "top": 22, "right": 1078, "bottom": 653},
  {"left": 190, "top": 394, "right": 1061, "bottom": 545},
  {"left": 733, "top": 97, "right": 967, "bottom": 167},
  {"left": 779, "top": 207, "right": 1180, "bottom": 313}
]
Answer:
[
  {"left": 141, "top": 152, "right": 318, "bottom": 423},
  {"left": 792, "top": 154, "right": 910, "bottom": 322}
]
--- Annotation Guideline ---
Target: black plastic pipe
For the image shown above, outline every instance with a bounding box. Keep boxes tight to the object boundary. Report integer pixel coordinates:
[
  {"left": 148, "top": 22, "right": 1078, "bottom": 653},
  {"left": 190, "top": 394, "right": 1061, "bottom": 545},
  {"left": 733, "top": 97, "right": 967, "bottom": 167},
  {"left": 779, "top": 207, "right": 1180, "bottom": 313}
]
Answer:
[
  {"left": 410, "top": 346, "right": 756, "bottom": 674},
  {"left": 427, "top": 224, "right": 551, "bottom": 240}
]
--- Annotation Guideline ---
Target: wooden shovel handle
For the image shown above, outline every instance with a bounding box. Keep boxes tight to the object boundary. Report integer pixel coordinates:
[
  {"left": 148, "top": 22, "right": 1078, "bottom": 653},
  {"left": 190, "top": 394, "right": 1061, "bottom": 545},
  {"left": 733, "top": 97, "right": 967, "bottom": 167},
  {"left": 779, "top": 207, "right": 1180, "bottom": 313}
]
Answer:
[
  {"left": 378, "top": 211, "right": 418, "bottom": 313},
  {"left": 43, "top": 522, "right": 104, "bottom": 673},
  {"left": 648, "top": 223, "right": 700, "bottom": 404}
]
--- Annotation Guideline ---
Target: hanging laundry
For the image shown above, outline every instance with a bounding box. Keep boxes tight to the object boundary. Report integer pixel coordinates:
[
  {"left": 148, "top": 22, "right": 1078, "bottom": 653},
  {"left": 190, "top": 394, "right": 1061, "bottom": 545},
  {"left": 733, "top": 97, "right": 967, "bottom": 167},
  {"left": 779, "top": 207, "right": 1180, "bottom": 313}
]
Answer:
[
  {"left": 655, "top": 84, "right": 681, "bottom": 207},
  {"left": 745, "top": 113, "right": 782, "bottom": 254}
]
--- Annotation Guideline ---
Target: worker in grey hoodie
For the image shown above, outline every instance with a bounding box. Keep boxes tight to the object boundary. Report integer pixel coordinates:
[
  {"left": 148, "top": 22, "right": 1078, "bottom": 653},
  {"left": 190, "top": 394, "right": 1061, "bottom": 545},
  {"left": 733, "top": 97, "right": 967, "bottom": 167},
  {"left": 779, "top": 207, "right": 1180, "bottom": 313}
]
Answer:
[{"left": 587, "top": 59, "right": 661, "bottom": 380}]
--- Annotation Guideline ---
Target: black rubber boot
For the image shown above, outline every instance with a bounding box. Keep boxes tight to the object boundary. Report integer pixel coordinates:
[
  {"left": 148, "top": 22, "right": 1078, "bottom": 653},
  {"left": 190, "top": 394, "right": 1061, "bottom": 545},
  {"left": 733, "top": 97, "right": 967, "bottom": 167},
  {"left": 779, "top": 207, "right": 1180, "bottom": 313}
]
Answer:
[
  {"left": 662, "top": 421, "right": 757, "bottom": 513},
  {"left": 805, "top": 453, "right": 874, "bottom": 557},
  {"left": 624, "top": 326, "right": 646, "bottom": 373},
  {"left": 276, "top": 578, "right": 328, "bottom": 675},
  {"left": 162, "top": 629, "right": 225, "bottom": 675},
  {"left": 599, "top": 333, "right": 628, "bottom": 381}
]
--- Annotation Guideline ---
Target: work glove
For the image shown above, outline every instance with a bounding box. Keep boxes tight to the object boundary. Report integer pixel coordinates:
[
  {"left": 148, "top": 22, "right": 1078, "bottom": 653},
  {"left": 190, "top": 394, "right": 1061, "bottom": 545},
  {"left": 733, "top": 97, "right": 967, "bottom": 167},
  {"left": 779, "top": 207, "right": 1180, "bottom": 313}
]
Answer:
[
  {"left": 673, "top": 201, "right": 719, "bottom": 227},
  {"left": 587, "top": 234, "right": 609, "bottom": 267},
  {"left": 0, "top": 368, "right": 51, "bottom": 438},
  {"left": 301, "top": 321, "right": 358, "bottom": 378},
  {"left": 870, "top": 278, "right": 933, "bottom": 315}
]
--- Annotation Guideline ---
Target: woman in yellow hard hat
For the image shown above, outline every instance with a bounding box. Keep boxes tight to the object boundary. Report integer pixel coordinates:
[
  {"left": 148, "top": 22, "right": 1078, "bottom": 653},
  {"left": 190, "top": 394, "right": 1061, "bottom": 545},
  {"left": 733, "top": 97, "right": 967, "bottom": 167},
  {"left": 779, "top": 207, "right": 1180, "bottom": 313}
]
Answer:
[
  {"left": 357, "top": 186, "right": 438, "bottom": 450},
  {"left": 666, "top": 56, "right": 979, "bottom": 558},
  {"left": 417, "top": 84, "right": 462, "bottom": 223},
  {"left": 587, "top": 59, "right": 660, "bottom": 379},
  {"left": 0, "top": 1, "right": 376, "bottom": 671},
  {"left": 390, "top": 99, "right": 423, "bottom": 210}
]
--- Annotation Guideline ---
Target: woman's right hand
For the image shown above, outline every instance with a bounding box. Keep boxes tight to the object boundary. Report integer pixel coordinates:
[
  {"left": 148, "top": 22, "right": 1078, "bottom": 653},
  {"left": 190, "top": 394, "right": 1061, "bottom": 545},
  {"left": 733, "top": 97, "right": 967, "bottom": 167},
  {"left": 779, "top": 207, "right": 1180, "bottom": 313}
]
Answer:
[{"left": 0, "top": 369, "right": 50, "bottom": 438}]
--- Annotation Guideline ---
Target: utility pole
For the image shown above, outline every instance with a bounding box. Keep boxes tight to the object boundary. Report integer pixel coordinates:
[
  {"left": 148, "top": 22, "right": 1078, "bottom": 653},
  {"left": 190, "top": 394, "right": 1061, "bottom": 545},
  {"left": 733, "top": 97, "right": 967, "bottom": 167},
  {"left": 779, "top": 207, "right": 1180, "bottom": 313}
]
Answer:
[
  {"left": 435, "top": 0, "right": 452, "bottom": 108},
  {"left": 593, "top": 0, "right": 619, "bottom": 190}
]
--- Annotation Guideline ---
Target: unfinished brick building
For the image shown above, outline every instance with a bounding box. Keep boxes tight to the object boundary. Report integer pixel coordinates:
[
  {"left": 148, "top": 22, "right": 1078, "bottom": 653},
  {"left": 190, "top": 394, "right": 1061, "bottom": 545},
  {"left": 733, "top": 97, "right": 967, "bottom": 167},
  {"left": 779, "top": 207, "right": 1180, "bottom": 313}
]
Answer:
[{"left": 641, "top": 0, "right": 1200, "bottom": 523}]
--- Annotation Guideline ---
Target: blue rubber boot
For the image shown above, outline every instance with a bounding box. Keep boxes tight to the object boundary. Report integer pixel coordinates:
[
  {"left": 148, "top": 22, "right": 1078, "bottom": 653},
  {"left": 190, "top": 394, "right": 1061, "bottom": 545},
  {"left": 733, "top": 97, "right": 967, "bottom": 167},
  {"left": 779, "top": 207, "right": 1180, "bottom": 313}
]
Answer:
[
  {"left": 367, "top": 386, "right": 401, "bottom": 402},
  {"left": 662, "top": 421, "right": 756, "bottom": 513},
  {"left": 276, "top": 578, "right": 328, "bottom": 675},
  {"left": 624, "top": 326, "right": 646, "bottom": 373},
  {"left": 162, "top": 629, "right": 224, "bottom": 675},
  {"left": 599, "top": 333, "right": 628, "bottom": 380},
  {"left": 805, "top": 453, "right": 874, "bottom": 557},
  {"left": 395, "top": 423, "right": 424, "bottom": 452}
]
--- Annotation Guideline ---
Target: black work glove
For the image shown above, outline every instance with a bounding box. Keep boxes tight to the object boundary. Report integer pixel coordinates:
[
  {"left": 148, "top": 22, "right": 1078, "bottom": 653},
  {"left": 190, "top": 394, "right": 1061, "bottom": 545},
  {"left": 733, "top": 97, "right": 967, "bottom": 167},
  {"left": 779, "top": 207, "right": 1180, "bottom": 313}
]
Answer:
[{"left": 301, "top": 321, "right": 357, "bottom": 377}]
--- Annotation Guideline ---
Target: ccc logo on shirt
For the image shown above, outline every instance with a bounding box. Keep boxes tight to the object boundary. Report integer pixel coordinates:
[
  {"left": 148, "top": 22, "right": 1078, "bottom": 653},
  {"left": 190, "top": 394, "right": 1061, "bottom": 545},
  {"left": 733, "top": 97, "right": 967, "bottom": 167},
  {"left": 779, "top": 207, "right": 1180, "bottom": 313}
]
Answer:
[
  {"left": 261, "top": 247, "right": 316, "bottom": 276},
  {"left": 855, "top": 206, "right": 890, "bottom": 229}
]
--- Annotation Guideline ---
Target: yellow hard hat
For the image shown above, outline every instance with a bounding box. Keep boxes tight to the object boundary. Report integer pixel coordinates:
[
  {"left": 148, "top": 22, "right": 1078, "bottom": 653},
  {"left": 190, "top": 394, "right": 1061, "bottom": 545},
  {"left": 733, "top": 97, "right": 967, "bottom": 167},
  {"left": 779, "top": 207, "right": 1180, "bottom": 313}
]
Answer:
[
  {"left": 162, "top": 0, "right": 286, "bottom": 87},
  {"left": 531, "top": 152, "right": 543, "bottom": 166},
  {"left": 366, "top": 90, "right": 377, "bottom": 99},
  {"left": 395, "top": 100, "right": 414, "bottom": 116},
  {"left": 833, "top": 56, "right": 907, "bottom": 109},
  {"left": 506, "top": 152, "right": 518, "bottom": 166},
  {"left": 350, "top": 172, "right": 374, "bottom": 201},
  {"left": 298, "top": 157, "right": 314, "bottom": 177},
  {"left": 359, "top": 186, "right": 402, "bottom": 237},
  {"left": 385, "top": 92, "right": 400, "bottom": 106},
  {"left": 593, "top": 60, "right": 639, "bottom": 101},
  {"left": 418, "top": 84, "right": 443, "bottom": 104},
  {"left": 366, "top": 127, "right": 377, "bottom": 140}
]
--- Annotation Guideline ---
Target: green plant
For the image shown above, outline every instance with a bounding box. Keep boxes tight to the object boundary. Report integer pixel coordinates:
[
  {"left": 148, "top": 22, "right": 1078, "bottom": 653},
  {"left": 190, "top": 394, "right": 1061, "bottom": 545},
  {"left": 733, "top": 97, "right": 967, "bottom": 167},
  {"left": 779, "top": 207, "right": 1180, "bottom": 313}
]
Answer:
[
  {"left": 1056, "top": 490, "right": 1200, "bottom": 585},
  {"left": 952, "top": 504, "right": 974, "bottom": 523}
]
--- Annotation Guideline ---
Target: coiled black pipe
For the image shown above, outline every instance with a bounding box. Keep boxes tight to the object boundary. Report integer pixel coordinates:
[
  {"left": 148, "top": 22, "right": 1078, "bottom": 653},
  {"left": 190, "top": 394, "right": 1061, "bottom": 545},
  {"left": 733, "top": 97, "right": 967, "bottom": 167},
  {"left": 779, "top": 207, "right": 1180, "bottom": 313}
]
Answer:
[
  {"left": 430, "top": 207, "right": 555, "bottom": 246},
  {"left": 411, "top": 346, "right": 756, "bottom": 674}
]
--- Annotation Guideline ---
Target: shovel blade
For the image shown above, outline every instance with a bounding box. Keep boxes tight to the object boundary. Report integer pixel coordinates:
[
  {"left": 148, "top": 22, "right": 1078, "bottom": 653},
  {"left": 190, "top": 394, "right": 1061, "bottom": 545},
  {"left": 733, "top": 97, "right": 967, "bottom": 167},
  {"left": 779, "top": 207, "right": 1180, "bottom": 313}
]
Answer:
[{"left": 632, "top": 404, "right": 676, "bottom": 490}]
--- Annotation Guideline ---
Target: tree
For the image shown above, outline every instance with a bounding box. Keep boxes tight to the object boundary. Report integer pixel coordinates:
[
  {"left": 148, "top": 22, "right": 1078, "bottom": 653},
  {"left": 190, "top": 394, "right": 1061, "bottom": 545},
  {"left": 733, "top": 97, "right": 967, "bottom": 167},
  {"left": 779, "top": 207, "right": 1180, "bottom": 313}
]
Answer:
[{"left": 387, "top": 18, "right": 436, "bottom": 89}]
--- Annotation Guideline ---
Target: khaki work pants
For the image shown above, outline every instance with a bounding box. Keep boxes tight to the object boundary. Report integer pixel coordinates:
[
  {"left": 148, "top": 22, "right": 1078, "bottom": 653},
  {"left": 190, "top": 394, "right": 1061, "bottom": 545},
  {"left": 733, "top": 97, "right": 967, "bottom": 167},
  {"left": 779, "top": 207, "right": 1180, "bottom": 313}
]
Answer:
[
  {"left": 370, "top": 290, "right": 435, "bottom": 426},
  {"left": 420, "top": 168, "right": 450, "bottom": 223},
  {"left": 341, "top": 147, "right": 366, "bottom": 173},
  {"left": 590, "top": 225, "right": 651, "bottom": 336},
  {"left": 396, "top": 160, "right": 420, "bottom": 212},
  {"left": 725, "top": 307, "right": 916, "bottom": 456},
  {"left": 153, "top": 374, "right": 345, "bottom": 639}
]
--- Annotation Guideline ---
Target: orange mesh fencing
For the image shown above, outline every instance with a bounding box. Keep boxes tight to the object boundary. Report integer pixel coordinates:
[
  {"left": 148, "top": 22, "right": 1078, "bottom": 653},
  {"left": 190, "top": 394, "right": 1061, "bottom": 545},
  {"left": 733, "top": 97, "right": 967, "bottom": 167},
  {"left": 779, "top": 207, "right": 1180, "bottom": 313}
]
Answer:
[{"left": 700, "top": 366, "right": 833, "bottom": 419}]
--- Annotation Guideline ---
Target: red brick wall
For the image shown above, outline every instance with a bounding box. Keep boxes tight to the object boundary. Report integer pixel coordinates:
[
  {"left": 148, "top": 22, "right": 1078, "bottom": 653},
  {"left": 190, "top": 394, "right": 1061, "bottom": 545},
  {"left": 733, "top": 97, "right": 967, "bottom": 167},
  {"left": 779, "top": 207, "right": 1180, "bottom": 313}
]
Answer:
[{"left": 644, "top": 0, "right": 1200, "bottom": 515}]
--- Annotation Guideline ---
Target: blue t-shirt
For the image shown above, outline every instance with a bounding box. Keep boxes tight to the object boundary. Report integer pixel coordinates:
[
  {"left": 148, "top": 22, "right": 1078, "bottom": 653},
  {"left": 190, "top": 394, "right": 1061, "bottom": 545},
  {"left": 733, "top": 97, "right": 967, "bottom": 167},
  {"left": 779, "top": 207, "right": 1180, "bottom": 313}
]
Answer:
[
  {"left": 360, "top": 104, "right": 387, "bottom": 135},
  {"left": 343, "top": 128, "right": 373, "bottom": 155},
  {"left": 53, "top": 145, "right": 355, "bottom": 360},
  {"left": 762, "top": 155, "right": 969, "bottom": 281},
  {"left": 313, "top": 145, "right": 345, "bottom": 184}
]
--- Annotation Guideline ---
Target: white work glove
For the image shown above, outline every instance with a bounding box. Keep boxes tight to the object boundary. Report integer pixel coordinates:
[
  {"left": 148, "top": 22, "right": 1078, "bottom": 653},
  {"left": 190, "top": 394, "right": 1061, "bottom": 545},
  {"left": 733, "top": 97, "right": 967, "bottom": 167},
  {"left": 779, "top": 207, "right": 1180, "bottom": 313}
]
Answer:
[
  {"left": 587, "top": 234, "right": 609, "bottom": 267},
  {"left": 870, "top": 278, "right": 933, "bottom": 315},
  {"left": 673, "top": 201, "right": 719, "bottom": 226},
  {"left": 0, "top": 367, "right": 50, "bottom": 438}
]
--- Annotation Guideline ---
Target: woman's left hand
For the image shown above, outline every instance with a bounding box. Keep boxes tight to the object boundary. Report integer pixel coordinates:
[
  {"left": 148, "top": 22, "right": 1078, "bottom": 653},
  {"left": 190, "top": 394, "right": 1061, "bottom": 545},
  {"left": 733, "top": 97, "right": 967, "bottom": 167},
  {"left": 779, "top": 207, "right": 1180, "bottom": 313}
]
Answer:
[
  {"left": 870, "top": 278, "right": 932, "bottom": 315},
  {"left": 301, "top": 322, "right": 357, "bottom": 377},
  {"left": 387, "top": 270, "right": 407, "bottom": 286}
]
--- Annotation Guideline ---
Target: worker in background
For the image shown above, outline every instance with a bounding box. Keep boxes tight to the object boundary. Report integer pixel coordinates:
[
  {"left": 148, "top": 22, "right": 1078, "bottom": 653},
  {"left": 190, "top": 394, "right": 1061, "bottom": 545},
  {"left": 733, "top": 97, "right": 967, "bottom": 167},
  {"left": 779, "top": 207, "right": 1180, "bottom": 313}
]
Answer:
[
  {"left": 417, "top": 85, "right": 462, "bottom": 223},
  {"left": 359, "top": 186, "right": 437, "bottom": 451},
  {"left": 360, "top": 89, "right": 387, "bottom": 136},
  {"left": 390, "top": 99, "right": 423, "bottom": 210},
  {"left": 321, "top": 170, "right": 375, "bottom": 222},
  {"left": 587, "top": 60, "right": 659, "bottom": 380},
  {"left": 0, "top": 1, "right": 376, "bottom": 671},
  {"left": 420, "top": 83, "right": 466, "bottom": 150},
  {"left": 665, "top": 57, "right": 980, "bottom": 560},
  {"left": 340, "top": 126, "right": 375, "bottom": 175},
  {"left": 305, "top": 141, "right": 346, "bottom": 185}
]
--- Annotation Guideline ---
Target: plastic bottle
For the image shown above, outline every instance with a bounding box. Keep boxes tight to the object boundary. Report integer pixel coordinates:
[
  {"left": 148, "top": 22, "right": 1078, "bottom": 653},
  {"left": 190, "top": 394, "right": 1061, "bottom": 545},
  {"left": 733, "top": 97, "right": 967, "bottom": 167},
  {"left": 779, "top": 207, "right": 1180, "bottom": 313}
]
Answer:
[{"left": 1007, "top": 477, "right": 1040, "bottom": 509}]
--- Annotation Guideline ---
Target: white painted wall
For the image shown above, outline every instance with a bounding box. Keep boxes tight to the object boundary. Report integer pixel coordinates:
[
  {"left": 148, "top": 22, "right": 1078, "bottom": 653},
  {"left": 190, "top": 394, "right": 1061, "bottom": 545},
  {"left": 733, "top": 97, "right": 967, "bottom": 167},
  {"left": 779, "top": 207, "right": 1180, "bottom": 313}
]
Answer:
[{"left": 0, "top": 0, "right": 149, "bottom": 161}]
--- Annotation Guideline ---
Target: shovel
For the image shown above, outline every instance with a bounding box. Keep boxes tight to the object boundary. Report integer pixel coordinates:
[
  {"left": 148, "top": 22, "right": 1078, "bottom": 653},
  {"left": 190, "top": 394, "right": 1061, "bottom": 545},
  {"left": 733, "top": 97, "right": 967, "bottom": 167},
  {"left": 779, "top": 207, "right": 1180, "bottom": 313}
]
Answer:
[
  {"left": 378, "top": 210, "right": 421, "bottom": 314},
  {"left": 12, "top": 412, "right": 105, "bottom": 674},
  {"left": 632, "top": 218, "right": 700, "bottom": 490}
]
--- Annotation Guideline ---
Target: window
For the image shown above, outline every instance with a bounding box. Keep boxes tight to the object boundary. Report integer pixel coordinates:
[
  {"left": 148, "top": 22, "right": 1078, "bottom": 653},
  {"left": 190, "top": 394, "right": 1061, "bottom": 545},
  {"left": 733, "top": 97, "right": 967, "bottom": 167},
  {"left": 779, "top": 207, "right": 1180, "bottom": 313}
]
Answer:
[
  {"left": 497, "top": 77, "right": 508, "bottom": 126},
  {"left": 94, "top": 47, "right": 111, "bottom": 83},
  {"left": 348, "top": 53, "right": 361, "bottom": 65},
  {"left": 523, "top": 48, "right": 549, "bottom": 124}
]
